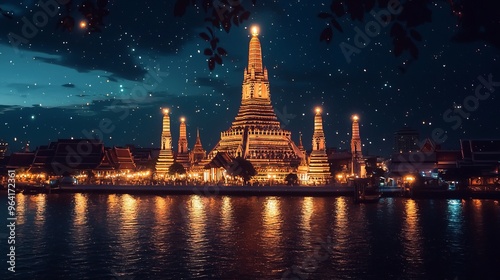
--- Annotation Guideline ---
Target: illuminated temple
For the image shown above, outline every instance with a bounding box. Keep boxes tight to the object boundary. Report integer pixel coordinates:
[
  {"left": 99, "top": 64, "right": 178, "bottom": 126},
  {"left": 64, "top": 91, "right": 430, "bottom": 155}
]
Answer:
[
  {"left": 206, "top": 26, "right": 305, "bottom": 181},
  {"left": 155, "top": 109, "right": 175, "bottom": 177},
  {"left": 307, "top": 108, "right": 332, "bottom": 184}
]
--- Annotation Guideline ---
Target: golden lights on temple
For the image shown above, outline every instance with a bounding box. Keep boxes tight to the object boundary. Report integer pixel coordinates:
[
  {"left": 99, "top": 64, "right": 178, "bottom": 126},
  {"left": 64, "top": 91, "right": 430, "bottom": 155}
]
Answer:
[
  {"left": 251, "top": 25, "right": 259, "bottom": 36},
  {"left": 6, "top": 23, "right": 372, "bottom": 187},
  {"left": 152, "top": 24, "right": 364, "bottom": 185}
]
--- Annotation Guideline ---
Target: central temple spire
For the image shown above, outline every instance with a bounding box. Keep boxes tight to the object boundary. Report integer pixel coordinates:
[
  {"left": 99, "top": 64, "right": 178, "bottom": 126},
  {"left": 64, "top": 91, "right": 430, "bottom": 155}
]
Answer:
[
  {"left": 235, "top": 25, "right": 276, "bottom": 127},
  {"left": 207, "top": 25, "right": 304, "bottom": 182},
  {"left": 248, "top": 25, "right": 263, "bottom": 74}
]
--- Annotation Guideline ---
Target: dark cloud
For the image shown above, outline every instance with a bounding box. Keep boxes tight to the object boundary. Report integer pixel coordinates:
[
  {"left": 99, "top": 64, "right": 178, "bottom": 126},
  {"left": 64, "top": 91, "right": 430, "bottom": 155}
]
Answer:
[
  {"left": 0, "top": 104, "right": 19, "bottom": 114},
  {"left": 0, "top": 1, "right": 206, "bottom": 81},
  {"left": 6, "top": 83, "right": 44, "bottom": 93},
  {"left": 102, "top": 75, "right": 119, "bottom": 82},
  {"left": 194, "top": 77, "right": 241, "bottom": 94},
  {"left": 62, "top": 83, "right": 76, "bottom": 88}
]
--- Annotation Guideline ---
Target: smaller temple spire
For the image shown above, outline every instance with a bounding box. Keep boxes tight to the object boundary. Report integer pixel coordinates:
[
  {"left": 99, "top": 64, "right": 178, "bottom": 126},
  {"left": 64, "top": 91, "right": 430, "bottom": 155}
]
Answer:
[
  {"left": 308, "top": 107, "right": 331, "bottom": 184},
  {"left": 155, "top": 107, "right": 175, "bottom": 177},
  {"left": 312, "top": 107, "right": 325, "bottom": 151},
  {"left": 190, "top": 128, "right": 206, "bottom": 164},
  {"left": 161, "top": 108, "right": 172, "bottom": 150},
  {"left": 351, "top": 115, "right": 362, "bottom": 156},
  {"left": 177, "top": 117, "right": 190, "bottom": 168},
  {"left": 351, "top": 114, "right": 365, "bottom": 177},
  {"left": 195, "top": 127, "right": 202, "bottom": 145},
  {"left": 178, "top": 117, "right": 188, "bottom": 154}
]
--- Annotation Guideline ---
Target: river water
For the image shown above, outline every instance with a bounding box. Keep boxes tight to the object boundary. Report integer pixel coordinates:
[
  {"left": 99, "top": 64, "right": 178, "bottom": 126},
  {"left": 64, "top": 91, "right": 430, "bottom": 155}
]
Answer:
[{"left": 1, "top": 193, "right": 499, "bottom": 279}]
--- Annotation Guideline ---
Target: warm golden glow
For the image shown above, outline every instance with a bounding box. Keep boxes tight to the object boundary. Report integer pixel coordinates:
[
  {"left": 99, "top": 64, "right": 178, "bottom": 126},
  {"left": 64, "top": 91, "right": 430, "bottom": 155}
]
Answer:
[
  {"left": 16, "top": 194, "right": 26, "bottom": 224},
  {"left": 163, "top": 108, "right": 169, "bottom": 114},
  {"left": 404, "top": 175, "right": 415, "bottom": 182},
  {"left": 352, "top": 114, "right": 359, "bottom": 121},
  {"left": 79, "top": 20, "right": 87, "bottom": 29},
  {"left": 74, "top": 193, "right": 87, "bottom": 226},
  {"left": 402, "top": 199, "right": 424, "bottom": 268},
  {"left": 251, "top": 25, "right": 259, "bottom": 36},
  {"left": 301, "top": 197, "right": 313, "bottom": 233},
  {"left": 186, "top": 195, "right": 207, "bottom": 260},
  {"left": 180, "top": 117, "right": 186, "bottom": 122},
  {"left": 220, "top": 196, "right": 233, "bottom": 232},
  {"left": 315, "top": 107, "right": 322, "bottom": 114}
]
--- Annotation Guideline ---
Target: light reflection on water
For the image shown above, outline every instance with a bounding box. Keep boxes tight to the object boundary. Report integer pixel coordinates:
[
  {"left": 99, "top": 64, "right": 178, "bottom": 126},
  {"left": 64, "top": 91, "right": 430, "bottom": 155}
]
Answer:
[
  {"left": 261, "top": 197, "right": 284, "bottom": 264},
  {"left": 3, "top": 194, "right": 500, "bottom": 279},
  {"left": 402, "top": 199, "right": 423, "bottom": 277},
  {"left": 186, "top": 195, "right": 209, "bottom": 278},
  {"left": 333, "top": 197, "right": 350, "bottom": 267}
]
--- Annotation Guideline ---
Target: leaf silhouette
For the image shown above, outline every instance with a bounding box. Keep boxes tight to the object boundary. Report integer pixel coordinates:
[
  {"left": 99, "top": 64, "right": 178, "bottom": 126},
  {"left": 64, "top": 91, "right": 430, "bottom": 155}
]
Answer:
[
  {"left": 214, "top": 54, "right": 222, "bottom": 65},
  {"left": 347, "top": 0, "right": 364, "bottom": 21},
  {"left": 240, "top": 11, "right": 250, "bottom": 23},
  {"left": 410, "top": 29, "right": 422, "bottom": 41},
  {"left": 217, "top": 47, "right": 228, "bottom": 56},
  {"left": 204, "top": 48, "right": 213, "bottom": 56},
  {"left": 331, "top": 18, "right": 343, "bottom": 32},
  {"left": 206, "top": 26, "right": 214, "bottom": 37},
  {"left": 199, "top": 32, "right": 210, "bottom": 41},
  {"left": 208, "top": 57, "right": 215, "bottom": 70},
  {"left": 408, "top": 40, "right": 419, "bottom": 59},
  {"left": 394, "top": 38, "right": 405, "bottom": 57},
  {"left": 174, "top": 0, "right": 190, "bottom": 17},
  {"left": 210, "top": 38, "right": 217, "bottom": 50},
  {"left": 222, "top": 18, "right": 231, "bottom": 33},
  {"left": 330, "top": 1, "right": 345, "bottom": 17},
  {"left": 320, "top": 27, "right": 333, "bottom": 43},
  {"left": 390, "top": 22, "right": 405, "bottom": 38}
]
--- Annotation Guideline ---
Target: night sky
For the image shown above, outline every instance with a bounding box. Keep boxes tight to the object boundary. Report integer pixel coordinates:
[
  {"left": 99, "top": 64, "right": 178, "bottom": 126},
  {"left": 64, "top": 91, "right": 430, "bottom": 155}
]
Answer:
[{"left": 0, "top": 1, "right": 499, "bottom": 156}]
